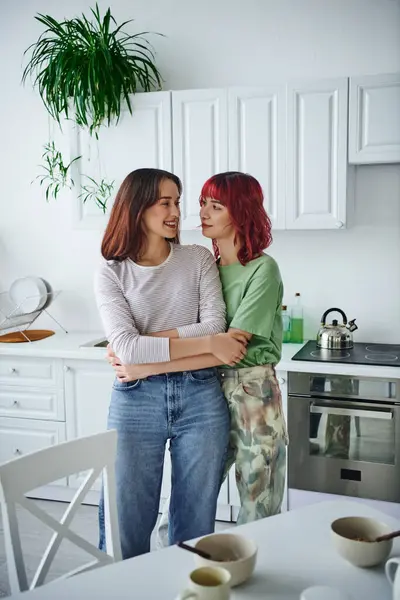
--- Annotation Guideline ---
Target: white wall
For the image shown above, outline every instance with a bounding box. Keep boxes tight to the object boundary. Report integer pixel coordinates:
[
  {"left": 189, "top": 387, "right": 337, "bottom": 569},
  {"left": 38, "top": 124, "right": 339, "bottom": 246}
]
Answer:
[{"left": 1, "top": 0, "right": 399, "bottom": 341}]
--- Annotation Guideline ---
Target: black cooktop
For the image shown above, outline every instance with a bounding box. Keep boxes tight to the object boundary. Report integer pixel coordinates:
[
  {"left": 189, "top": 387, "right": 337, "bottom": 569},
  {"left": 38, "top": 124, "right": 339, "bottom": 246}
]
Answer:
[{"left": 292, "top": 340, "right": 400, "bottom": 367}]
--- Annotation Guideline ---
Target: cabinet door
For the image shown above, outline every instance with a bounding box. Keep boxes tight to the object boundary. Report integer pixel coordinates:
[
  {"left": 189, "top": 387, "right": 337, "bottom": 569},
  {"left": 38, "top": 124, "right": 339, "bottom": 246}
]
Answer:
[
  {"left": 349, "top": 73, "right": 400, "bottom": 164},
  {"left": 64, "top": 360, "right": 114, "bottom": 491},
  {"left": 228, "top": 87, "right": 286, "bottom": 230},
  {"left": 0, "top": 417, "right": 66, "bottom": 487},
  {"left": 172, "top": 89, "right": 228, "bottom": 229},
  {"left": 286, "top": 78, "right": 348, "bottom": 230},
  {"left": 69, "top": 91, "right": 172, "bottom": 229}
]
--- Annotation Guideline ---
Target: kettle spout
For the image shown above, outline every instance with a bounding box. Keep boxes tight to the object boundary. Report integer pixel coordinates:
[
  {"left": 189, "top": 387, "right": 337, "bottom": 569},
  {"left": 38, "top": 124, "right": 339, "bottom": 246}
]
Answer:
[{"left": 347, "top": 319, "right": 358, "bottom": 333}]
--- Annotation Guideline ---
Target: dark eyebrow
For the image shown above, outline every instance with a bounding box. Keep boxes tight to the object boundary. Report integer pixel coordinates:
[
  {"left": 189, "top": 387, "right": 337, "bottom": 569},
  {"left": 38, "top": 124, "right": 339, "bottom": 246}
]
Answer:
[{"left": 159, "top": 196, "right": 181, "bottom": 200}]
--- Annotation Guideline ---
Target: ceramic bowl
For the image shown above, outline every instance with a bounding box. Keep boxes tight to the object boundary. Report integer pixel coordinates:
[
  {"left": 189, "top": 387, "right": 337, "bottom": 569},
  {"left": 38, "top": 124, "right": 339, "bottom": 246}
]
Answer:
[
  {"left": 331, "top": 516, "right": 393, "bottom": 568},
  {"left": 193, "top": 533, "right": 257, "bottom": 587}
]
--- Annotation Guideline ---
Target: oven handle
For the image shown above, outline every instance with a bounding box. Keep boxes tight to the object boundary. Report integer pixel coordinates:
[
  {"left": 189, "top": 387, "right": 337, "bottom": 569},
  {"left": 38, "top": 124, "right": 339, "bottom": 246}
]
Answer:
[{"left": 310, "top": 404, "right": 392, "bottom": 420}]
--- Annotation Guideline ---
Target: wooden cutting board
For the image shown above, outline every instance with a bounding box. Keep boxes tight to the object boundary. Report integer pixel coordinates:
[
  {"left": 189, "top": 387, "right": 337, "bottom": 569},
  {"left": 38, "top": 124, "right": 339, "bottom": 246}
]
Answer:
[{"left": 0, "top": 330, "right": 55, "bottom": 343}]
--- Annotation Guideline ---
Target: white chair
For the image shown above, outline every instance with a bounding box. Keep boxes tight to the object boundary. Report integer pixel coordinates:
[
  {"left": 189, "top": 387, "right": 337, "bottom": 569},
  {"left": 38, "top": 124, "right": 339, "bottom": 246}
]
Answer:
[{"left": 0, "top": 429, "right": 122, "bottom": 594}]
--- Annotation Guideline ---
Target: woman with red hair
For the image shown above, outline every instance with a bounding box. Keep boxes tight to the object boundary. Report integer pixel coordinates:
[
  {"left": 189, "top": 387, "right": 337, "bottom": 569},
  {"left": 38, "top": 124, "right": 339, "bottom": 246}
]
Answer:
[{"left": 109, "top": 171, "right": 288, "bottom": 534}]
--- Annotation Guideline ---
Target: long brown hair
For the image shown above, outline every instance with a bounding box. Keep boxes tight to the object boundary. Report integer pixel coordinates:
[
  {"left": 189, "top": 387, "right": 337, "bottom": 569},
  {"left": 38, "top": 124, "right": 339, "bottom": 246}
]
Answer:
[{"left": 101, "top": 168, "right": 182, "bottom": 261}]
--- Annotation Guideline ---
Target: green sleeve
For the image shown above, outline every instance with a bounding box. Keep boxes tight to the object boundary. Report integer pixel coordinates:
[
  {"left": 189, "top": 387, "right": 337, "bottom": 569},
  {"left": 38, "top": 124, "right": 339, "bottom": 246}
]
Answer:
[{"left": 230, "top": 265, "right": 282, "bottom": 340}]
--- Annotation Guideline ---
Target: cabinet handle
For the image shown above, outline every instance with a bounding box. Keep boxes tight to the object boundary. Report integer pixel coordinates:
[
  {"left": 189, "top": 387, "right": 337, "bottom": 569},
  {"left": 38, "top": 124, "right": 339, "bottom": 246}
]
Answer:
[
  {"left": 9, "top": 368, "right": 17, "bottom": 374},
  {"left": 14, "top": 449, "right": 22, "bottom": 456},
  {"left": 335, "top": 221, "right": 344, "bottom": 229},
  {"left": 64, "top": 366, "right": 70, "bottom": 373},
  {"left": 13, "top": 400, "right": 19, "bottom": 407},
  {"left": 278, "top": 377, "right": 286, "bottom": 385}
]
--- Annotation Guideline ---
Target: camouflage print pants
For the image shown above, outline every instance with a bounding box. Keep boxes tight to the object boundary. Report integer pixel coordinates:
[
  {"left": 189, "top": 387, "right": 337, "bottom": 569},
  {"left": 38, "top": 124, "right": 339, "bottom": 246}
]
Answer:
[
  {"left": 156, "top": 364, "right": 288, "bottom": 548},
  {"left": 220, "top": 364, "right": 288, "bottom": 525}
]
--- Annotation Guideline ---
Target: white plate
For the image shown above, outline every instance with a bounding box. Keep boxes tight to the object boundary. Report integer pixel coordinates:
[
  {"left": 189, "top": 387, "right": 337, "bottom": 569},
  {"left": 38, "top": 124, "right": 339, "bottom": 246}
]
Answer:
[{"left": 9, "top": 277, "right": 48, "bottom": 315}]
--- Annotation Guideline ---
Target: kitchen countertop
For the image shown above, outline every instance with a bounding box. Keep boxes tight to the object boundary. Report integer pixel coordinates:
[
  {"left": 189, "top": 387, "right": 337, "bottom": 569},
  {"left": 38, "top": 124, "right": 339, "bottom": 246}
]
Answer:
[
  {"left": 0, "top": 332, "right": 109, "bottom": 361},
  {"left": 1, "top": 332, "right": 400, "bottom": 379}
]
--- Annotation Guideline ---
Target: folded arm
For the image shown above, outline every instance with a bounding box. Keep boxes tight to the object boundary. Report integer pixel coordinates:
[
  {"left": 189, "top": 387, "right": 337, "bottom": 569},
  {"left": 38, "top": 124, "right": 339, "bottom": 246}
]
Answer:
[{"left": 109, "top": 329, "right": 252, "bottom": 381}]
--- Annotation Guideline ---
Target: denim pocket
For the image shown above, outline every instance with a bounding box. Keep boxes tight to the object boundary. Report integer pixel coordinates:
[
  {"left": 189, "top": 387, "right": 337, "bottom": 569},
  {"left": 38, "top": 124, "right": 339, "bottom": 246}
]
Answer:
[
  {"left": 187, "top": 368, "right": 218, "bottom": 383},
  {"left": 112, "top": 379, "right": 142, "bottom": 391}
]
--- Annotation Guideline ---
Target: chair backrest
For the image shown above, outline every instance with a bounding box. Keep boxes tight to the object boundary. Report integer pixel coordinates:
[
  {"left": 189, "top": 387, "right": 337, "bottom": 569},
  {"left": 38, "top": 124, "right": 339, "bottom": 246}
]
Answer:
[{"left": 0, "top": 429, "right": 121, "bottom": 594}]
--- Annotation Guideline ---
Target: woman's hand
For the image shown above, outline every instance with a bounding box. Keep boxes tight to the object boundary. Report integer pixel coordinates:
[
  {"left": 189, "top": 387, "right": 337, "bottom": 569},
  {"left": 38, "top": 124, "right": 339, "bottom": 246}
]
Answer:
[
  {"left": 106, "top": 344, "right": 121, "bottom": 367},
  {"left": 114, "top": 363, "right": 152, "bottom": 382},
  {"left": 209, "top": 332, "right": 248, "bottom": 366},
  {"left": 106, "top": 344, "right": 151, "bottom": 381}
]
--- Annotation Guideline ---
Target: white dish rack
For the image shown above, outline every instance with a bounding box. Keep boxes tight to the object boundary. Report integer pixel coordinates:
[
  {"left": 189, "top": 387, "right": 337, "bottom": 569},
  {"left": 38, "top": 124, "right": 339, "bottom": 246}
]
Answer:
[{"left": 0, "top": 290, "right": 67, "bottom": 341}]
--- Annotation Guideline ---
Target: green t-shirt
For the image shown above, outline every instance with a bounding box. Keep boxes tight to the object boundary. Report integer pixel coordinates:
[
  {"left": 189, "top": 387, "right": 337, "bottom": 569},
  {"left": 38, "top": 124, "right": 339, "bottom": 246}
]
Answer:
[{"left": 218, "top": 254, "right": 283, "bottom": 368}]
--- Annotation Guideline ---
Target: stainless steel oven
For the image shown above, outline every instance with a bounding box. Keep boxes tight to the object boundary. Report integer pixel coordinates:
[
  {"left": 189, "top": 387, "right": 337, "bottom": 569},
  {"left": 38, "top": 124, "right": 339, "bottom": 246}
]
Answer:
[{"left": 288, "top": 372, "right": 400, "bottom": 503}]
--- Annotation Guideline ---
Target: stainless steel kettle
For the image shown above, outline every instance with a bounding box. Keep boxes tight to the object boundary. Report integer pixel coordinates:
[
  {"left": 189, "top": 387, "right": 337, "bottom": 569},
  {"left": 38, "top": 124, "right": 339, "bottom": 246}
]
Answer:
[{"left": 316, "top": 308, "right": 358, "bottom": 349}]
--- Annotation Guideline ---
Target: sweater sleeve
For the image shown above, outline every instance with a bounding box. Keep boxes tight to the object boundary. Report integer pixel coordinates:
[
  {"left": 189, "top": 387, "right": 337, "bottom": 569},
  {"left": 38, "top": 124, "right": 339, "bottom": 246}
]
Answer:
[
  {"left": 177, "top": 246, "right": 226, "bottom": 338},
  {"left": 94, "top": 264, "right": 170, "bottom": 364}
]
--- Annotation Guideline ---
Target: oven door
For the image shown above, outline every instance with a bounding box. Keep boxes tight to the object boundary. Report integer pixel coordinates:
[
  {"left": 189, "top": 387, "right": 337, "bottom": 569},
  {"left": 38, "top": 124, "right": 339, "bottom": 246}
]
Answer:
[{"left": 288, "top": 395, "right": 400, "bottom": 502}]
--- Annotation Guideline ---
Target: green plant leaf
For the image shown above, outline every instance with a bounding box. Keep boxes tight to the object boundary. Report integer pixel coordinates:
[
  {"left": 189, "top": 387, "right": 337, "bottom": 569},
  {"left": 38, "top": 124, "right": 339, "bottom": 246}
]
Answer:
[
  {"left": 78, "top": 175, "right": 114, "bottom": 214},
  {"left": 33, "top": 141, "right": 81, "bottom": 201},
  {"left": 22, "top": 4, "right": 164, "bottom": 134}
]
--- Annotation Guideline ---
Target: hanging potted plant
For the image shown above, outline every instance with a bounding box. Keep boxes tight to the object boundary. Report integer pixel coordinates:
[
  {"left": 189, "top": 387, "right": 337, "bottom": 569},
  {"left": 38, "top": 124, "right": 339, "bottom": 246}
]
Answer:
[
  {"left": 22, "top": 3, "right": 163, "bottom": 209},
  {"left": 23, "top": 3, "right": 163, "bottom": 133}
]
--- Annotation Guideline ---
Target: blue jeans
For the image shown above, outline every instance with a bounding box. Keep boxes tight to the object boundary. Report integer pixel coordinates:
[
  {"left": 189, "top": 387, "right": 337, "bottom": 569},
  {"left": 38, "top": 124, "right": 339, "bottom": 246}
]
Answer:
[{"left": 98, "top": 368, "right": 230, "bottom": 559}]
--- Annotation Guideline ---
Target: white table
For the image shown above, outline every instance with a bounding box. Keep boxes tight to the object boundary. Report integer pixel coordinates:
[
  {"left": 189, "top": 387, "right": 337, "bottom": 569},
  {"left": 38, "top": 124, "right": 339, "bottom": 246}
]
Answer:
[{"left": 12, "top": 501, "right": 400, "bottom": 599}]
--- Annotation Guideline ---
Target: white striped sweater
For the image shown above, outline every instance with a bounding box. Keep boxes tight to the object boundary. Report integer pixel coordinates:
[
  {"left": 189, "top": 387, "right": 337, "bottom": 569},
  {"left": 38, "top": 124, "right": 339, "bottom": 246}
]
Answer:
[{"left": 94, "top": 244, "right": 226, "bottom": 364}]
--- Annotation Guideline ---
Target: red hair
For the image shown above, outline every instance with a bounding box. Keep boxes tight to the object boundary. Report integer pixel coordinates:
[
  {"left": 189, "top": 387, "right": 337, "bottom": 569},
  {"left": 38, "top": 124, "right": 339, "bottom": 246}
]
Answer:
[{"left": 200, "top": 172, "right": 272, "bottom": 265}]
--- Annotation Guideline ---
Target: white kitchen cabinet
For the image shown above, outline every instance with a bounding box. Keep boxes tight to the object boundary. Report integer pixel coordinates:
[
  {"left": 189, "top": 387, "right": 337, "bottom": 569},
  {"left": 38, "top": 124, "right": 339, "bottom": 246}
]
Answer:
[
  {"left": 64, "top": 360, "right": 114, "bottom": 493},
  {"left": 0, "top": 354, "right": 67, "bottom": 500},
  {"left": 0, "top": 417, "right": 67, "bottom": 488},
  {"left": 349, "top": 73, "right": 400, "bottom": 164},
  {"left": 67, "top": 79, "right": 355, "bottom": 232},
  {"left": 230, "top": 370, "right": 288, "bottom": 522},
  {"left": 69, "top": 91, "right": 172, "bottom": 228},
  {"left": 228, "top": 87, "right": 286, "bottom": 230},
  {"left": 172, "top": 89, "right": 228, "bottom": 230},
  {"left": 286, "top": 78, "right": 348, "bottom": 230}
]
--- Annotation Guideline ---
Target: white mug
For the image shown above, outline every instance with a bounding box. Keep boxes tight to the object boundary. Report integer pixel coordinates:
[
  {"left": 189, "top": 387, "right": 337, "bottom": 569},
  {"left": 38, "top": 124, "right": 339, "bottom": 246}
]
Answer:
[
  {"left": 175, "top": 566, "right": 231, "bottom": 600},
  {"left": 386, "top": 557, "right": 400, "bottom": 600}
]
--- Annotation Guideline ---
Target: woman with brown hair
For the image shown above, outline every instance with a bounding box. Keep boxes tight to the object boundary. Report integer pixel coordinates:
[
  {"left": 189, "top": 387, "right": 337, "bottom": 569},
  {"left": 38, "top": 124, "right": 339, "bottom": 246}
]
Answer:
[
  {"left": 108, "top": 171, "right": 288, "bottom": 547},
  {"left": 94, "top": 168, "right": 247, "bottom": 559}
]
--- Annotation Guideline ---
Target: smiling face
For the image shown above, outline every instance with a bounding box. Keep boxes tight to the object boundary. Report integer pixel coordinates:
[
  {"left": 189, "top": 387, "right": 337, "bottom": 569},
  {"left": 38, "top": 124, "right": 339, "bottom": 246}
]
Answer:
[
  {"left": 199, "top": 197, "right": 235, "bottom": 241},
  {"left": 142, "top": 178, "right": 181, "bottom": 240}
]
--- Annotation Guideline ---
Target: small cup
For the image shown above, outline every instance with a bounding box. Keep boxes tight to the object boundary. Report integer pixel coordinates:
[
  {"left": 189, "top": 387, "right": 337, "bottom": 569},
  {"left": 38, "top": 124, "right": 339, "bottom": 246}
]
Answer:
[
  {"left": 386, "top": 557, "right": 400, "bottom": 600},
  {"left": 175, "top": 566, "right": 231, "bottom": 600}
]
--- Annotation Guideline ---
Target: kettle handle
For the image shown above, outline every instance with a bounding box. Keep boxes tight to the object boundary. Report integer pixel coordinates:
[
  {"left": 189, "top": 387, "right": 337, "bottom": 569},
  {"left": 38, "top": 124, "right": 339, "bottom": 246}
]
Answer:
[{"left": 321, "top": 308, "right": 348, "bottom": 326}]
